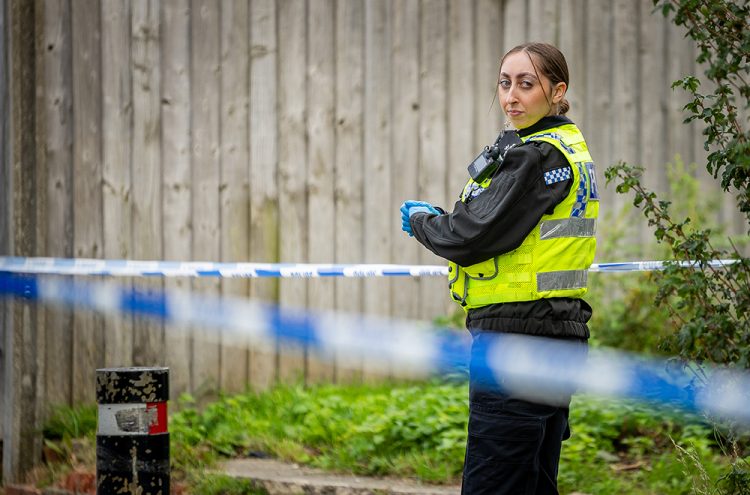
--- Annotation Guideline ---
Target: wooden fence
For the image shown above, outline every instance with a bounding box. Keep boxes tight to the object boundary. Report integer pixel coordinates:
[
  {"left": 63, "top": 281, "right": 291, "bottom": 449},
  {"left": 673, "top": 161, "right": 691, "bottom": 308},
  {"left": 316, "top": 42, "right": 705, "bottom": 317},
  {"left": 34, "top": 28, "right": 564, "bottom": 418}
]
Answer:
[{"left": 2, "top": 0, "right": 745, "bottom": 481}]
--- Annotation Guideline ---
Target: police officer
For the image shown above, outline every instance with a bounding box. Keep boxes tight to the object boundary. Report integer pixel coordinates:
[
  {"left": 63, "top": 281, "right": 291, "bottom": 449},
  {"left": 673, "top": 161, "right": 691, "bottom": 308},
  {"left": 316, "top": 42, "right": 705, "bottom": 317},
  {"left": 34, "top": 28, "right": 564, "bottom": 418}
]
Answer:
[{"left": 400, "top": 42, "right": 598, "bottom": 495}]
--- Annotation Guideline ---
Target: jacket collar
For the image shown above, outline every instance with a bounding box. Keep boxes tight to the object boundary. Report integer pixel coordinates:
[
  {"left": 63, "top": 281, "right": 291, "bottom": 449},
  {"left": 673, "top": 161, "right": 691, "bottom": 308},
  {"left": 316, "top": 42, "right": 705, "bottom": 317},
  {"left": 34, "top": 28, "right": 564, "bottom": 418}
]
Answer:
[{"left": 517, "top": 115, "right": 573, "bottom": 138}]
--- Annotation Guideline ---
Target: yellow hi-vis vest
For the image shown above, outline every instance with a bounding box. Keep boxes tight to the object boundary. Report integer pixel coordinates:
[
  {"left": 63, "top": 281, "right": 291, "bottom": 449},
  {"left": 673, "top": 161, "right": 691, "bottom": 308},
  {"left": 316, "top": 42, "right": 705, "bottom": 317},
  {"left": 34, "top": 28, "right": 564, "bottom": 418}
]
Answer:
[{"left": 448, "top": 123, "right": 598, "bottom": 310}]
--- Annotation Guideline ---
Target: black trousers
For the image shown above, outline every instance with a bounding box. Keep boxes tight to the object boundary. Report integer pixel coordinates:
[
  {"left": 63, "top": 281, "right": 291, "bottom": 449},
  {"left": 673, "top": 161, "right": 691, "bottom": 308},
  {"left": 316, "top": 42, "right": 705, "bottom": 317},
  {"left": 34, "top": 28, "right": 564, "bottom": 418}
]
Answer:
[{"left": 461, "top": 331, "right": 583, "bottom": 495}]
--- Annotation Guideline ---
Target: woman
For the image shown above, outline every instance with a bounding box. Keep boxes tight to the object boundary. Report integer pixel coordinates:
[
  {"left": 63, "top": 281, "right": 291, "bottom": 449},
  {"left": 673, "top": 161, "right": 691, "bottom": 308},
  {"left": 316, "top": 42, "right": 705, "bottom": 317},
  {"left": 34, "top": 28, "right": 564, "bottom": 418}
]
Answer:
[{"left": 401, "top": 42, "right": 598, "bottom": 494}]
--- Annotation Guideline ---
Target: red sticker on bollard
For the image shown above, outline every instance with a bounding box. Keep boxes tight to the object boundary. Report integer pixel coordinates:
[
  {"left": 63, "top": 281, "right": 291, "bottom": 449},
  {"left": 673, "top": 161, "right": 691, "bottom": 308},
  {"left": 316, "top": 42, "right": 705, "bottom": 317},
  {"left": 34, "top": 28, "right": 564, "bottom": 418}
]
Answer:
[{"left": 147, "top": 402, "right": 168, "bottom": 435}]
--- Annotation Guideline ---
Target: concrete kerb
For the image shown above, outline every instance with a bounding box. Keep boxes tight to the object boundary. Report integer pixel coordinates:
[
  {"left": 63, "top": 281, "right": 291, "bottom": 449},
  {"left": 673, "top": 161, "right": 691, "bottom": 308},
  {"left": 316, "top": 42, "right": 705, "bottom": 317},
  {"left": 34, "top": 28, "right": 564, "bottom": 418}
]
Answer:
[{"left": 221, "top": 458, "right": 461, "bottom": 495}]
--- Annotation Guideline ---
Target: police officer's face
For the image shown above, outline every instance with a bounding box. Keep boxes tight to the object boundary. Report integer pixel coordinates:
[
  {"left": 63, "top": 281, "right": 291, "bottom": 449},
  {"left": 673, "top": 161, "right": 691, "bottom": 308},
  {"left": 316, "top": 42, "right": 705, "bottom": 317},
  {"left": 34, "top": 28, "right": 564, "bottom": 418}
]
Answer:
[{"left": 498, "top": 51, "right": 566, "bottom": 130}]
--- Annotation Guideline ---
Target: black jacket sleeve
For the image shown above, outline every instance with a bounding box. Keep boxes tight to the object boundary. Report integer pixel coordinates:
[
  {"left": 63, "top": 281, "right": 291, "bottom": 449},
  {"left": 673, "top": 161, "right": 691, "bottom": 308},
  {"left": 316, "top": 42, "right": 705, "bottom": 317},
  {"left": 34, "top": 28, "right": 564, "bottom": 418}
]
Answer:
[{"left": 409, "top": 141, "right": 573, "bottom": 266}]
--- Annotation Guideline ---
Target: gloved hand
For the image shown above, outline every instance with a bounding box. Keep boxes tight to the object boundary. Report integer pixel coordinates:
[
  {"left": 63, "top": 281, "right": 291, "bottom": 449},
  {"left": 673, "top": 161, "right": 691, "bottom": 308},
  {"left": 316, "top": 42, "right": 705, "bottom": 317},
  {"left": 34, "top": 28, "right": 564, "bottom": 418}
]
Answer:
[{"left": 400, "top": 200, "right": 441, "bottom": 237}]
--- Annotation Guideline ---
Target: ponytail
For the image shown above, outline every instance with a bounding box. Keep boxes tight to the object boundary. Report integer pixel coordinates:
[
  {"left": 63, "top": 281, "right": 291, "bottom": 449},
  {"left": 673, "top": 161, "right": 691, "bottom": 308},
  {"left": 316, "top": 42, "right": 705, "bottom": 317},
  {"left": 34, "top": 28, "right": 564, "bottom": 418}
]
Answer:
[{"left": 558, "top": 98, "right": 570, "bottom": 115}]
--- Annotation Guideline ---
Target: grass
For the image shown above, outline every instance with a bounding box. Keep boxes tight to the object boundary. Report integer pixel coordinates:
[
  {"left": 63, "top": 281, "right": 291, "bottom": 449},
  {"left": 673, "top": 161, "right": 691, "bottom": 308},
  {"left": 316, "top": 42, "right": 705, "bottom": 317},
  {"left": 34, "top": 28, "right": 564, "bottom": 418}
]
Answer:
[{"left": 38, "top": 380, "right": 746, "bottom": 495}]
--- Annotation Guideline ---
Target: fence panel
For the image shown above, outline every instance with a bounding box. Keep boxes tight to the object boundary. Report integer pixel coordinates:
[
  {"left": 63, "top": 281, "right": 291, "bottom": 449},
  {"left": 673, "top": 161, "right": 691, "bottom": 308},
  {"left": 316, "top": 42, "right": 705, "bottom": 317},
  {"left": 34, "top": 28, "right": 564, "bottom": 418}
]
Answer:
[
  {"left": 248, "top": 0, "right": 279, "bottom": 390},
  {"left": 7, "top": 0, "right": 736, "bottom": 414},
  {"left": 162, "top": 0, "right": 194, "bottom": 400},
  {"left": 190, "top": 0, "right": 221, "bottom": 395},
  {"left": 219, "top": 0, "right": 251, "bottom": 393},
  {"left": 71, "top": 0, "right": 103, "bottom": 404},
  {"left": 333, "top": 0, "right": 365, "bottom": 384},
  {"left": 277, "top": 0, "right": 309, "bottom": 383},
  {"left": 42, "top": 0, "right": 74, "bottom": 411}
]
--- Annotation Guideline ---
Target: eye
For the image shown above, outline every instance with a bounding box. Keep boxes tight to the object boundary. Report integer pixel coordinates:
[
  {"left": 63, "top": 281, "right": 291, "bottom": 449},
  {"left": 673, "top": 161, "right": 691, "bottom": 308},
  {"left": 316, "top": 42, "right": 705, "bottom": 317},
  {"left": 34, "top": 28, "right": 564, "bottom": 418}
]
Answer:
[
  {"left": 520, "top": 80, "right": 534, "bottom": 89},
  {"left": 498, "top": 79, "right": 511, "bottom": 89}
]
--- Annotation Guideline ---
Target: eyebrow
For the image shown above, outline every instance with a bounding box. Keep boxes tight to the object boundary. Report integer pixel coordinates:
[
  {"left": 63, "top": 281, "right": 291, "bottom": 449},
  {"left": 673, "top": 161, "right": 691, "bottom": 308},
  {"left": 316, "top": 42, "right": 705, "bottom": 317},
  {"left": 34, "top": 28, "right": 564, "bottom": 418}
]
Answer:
[{"left": 499, "top": 71, "right": 539, "bottom": 80}]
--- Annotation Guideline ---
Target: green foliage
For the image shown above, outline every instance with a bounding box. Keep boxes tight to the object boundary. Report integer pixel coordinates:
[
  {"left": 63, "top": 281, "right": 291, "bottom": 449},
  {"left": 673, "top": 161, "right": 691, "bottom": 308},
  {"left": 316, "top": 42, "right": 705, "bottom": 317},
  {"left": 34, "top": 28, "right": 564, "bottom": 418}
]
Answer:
[
  {"left": 655, "top": 1, "right": 750, "bottom": 206},
  {"left": 606, "top": 1, "right": 750, "bottom": 492},
  {"left": 191, "top": 475, "right": 268, "bottom": 495},
  {"left": 43, "top": 382, "right": 745, "bottom": 493},
  {"left": 170, "top": 381, "right": 469, "bottom": 482},
  {"left": 605, "top": 157, "right": 750, "bottom": 365},
  {"left": 607, "top": 0, "right": 750, "bottom": 365},
  {"left": 588, "top": 158, "right": 726, "bottom": 355},
  {"left": 560, "top": 396, "right": 727, "bottom": 495},
  {"left": 42, "top": 403, "right": 98, "bottom": 440}
]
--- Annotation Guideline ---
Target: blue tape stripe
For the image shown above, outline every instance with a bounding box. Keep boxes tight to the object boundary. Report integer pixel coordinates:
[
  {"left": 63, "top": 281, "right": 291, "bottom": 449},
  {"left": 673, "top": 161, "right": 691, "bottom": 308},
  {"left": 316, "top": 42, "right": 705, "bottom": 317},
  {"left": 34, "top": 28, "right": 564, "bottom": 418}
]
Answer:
[
  {"left": 255, "top": 269, "right": 283, "bottom": 277},
  {"left": 1, "top": 270, "right": 749, "bottom": 425},
  {"left": 197, "top": 270, "right": 222, "bottom": 277},
  {"left": 0, "top": 257, "right": 739, "bottom": 278}
]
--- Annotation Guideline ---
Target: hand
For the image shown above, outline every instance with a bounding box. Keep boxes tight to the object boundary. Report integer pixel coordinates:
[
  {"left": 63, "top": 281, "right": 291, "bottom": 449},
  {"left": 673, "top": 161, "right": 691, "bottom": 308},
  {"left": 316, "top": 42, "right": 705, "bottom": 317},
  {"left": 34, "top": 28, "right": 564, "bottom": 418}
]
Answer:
[{"left": 400, "top": 200, "right": 440, "bottom": 237}]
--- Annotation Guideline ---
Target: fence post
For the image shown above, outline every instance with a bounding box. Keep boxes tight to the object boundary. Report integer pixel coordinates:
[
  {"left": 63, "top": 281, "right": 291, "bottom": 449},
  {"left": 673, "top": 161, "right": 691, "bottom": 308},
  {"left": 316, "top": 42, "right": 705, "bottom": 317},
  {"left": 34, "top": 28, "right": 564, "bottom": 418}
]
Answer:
[{"left": 96, "top": 367, "right": 170, "bottom": 495}]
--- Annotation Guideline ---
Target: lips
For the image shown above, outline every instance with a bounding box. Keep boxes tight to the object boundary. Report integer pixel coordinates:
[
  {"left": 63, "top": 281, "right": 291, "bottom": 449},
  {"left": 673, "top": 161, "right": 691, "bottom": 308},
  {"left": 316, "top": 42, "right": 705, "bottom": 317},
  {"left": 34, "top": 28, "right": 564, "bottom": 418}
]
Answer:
[{"left": 506, "top": 109, "right": 523, "bottom": 116}]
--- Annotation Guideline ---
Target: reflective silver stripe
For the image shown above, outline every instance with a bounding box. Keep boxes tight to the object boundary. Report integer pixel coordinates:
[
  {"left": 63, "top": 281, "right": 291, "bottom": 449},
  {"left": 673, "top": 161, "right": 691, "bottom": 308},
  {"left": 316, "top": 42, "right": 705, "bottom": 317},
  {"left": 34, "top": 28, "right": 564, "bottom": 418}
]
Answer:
[
  {"left": 537, "top": 270, "right": 588, "bottom": 292},
  {"left": 540, "top": 218, "right": 596, "bottom": 240}
]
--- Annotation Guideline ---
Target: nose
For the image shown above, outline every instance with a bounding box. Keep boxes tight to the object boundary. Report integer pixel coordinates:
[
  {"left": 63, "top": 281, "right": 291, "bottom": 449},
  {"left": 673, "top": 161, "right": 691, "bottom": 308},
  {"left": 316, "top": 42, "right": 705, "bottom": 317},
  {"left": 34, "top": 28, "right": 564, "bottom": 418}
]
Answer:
[{"left": 503, "top": 84, "right": 518, "bottom": 105}]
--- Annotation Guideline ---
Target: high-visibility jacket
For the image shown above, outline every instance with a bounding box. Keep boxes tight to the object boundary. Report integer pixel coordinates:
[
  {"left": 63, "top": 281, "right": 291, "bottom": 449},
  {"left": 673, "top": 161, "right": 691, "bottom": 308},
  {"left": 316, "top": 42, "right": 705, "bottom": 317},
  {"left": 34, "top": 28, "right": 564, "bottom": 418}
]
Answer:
[{"left": 448, "top": 123, "right": 598, "bottom": 309}]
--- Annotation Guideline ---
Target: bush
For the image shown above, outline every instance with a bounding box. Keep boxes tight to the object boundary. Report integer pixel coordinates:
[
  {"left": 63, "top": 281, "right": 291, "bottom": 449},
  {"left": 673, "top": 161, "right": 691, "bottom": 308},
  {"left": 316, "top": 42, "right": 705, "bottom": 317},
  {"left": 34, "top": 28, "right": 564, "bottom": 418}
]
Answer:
[{"left": 607, "top": 1, "right": 750, "bottom": 492}]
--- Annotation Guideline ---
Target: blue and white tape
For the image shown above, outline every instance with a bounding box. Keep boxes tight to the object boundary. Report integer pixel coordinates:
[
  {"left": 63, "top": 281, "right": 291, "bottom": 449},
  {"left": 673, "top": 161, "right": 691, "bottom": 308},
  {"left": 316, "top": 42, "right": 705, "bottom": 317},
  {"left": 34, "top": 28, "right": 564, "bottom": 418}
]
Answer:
[
  {"left": 0, "top": 257, "right": 448, "bottom": 278},
  {"left": 0, "top": 256, "right": 739, "bottom": 278},
  {"left": 1, "top": 270, "right": 749, "bottom": 425}
]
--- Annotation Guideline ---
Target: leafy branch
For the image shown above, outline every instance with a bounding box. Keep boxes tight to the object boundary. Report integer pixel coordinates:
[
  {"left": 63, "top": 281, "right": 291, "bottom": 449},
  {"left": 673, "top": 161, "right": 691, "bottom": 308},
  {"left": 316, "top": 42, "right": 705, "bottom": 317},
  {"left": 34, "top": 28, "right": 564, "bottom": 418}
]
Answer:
[
  {"left": 606, "top": 2, "right": 750, "bottom": 489},
  {"left": 656, "top": 0, "right": 749, "bottom": 215}
]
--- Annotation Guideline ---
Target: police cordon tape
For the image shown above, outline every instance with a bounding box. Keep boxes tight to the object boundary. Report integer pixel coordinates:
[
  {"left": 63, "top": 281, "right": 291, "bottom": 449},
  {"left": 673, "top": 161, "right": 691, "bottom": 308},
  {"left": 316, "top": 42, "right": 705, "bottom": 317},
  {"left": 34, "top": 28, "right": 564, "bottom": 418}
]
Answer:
[
  {"left": 0, "top": 256, "right": 739, "bottom": 278},
  {"left": 1, "top": 269, "right": 749, "bottom": 426}
]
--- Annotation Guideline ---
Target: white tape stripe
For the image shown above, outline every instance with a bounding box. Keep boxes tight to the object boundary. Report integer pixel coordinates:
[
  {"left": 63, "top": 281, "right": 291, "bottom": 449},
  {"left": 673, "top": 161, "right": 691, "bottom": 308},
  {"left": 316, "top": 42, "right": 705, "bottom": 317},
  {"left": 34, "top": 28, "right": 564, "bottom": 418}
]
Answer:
[
  {"left": 0, "top": 256, "right": 739, "bottom": 278},
  {"left": 98, "top": 403, "right": 153, "bottom": 436}
]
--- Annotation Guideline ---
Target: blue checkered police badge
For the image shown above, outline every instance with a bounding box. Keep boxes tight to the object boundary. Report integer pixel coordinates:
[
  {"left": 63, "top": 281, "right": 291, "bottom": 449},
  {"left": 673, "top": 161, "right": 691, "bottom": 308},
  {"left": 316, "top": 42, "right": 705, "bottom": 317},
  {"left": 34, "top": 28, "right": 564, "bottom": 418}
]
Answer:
[{"left": 543, "top": 167, "right": 572, "bottom": 186}]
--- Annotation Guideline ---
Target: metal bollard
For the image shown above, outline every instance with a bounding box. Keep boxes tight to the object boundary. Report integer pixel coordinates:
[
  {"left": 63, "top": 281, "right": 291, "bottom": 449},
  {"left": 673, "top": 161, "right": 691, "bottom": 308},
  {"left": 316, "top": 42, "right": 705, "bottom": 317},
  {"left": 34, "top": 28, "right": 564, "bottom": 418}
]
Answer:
[{"left": 96, "top": 367, "right": 170, "bottom": 495}]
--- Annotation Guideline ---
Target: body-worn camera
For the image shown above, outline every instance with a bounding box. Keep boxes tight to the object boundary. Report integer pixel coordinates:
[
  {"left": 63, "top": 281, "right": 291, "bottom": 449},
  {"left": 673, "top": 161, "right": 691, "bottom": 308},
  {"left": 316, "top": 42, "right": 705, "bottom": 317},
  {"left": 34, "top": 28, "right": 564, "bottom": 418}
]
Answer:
[{"left": 467, "top": 130, "right": 521, "bottom": 182}]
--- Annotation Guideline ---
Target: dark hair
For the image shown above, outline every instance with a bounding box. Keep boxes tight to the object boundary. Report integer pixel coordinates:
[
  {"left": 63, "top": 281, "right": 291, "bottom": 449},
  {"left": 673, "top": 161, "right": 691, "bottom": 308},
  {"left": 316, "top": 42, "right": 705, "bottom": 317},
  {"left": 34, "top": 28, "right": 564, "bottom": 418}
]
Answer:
[{"left": 500, "top": 42, "right": 570, "bottom": 115}]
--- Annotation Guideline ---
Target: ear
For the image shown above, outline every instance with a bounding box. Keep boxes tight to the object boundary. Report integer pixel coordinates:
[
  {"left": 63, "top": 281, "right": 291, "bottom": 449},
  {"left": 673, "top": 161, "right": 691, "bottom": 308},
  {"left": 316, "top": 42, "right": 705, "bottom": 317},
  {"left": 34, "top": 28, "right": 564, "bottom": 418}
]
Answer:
[{"left": 551, "top": 82, "right": 567, "bottom": 104}]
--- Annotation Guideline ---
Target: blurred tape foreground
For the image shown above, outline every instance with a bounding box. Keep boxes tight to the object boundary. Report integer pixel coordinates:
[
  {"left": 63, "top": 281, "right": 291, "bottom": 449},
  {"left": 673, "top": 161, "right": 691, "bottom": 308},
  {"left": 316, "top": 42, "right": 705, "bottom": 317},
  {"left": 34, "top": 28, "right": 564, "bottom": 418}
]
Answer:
[{"left": 1, "top": 270, "right": 748, "bottom": 426}]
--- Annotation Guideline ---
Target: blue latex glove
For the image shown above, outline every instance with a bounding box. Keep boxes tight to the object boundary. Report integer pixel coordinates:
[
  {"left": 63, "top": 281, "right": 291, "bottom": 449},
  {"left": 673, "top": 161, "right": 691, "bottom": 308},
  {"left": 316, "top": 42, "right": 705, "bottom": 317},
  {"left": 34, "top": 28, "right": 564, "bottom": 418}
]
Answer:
[{"left": 400, "top": 200, "right": 440, "bottom": 237}]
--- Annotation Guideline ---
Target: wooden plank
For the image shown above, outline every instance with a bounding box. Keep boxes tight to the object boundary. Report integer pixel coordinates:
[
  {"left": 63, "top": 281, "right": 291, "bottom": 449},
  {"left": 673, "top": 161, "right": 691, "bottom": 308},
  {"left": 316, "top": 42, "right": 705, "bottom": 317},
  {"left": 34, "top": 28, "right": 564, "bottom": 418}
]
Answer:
[
  {"left": 502, "top": 0, "right": 526, "bottom": 60},
  {"left": 638, "top": 0, "right": 669, "bottom": 258},
  {"left": 444, "top": 0, "right": 477, "bottom": 324},
  {"left": 277, "top": 0, "right": 308, "bottom": 384},
  {"left": 418, "top": 0, "right": 448, "bottom": 320},
  {"left": 333, "top": 0, "right": 364, "bottom": 383},
  {"left": 5, "top": 0, "right": 43, "bottom": 480},
  {"left": 71, "top": 0, "right": 103, "bottom": 405},
  {"left": 666, "top": 20, "right": 694, "bottom": 166},
  {"left": 363, "top": 0, "right": 391, "bottom": 316},
  {"left": 558, "top": 0, "right": 587, "bottom": 131},
  {"left": 390, "top": 0, "right": 420, "bottom": 322},
  {"left": 0, "top": 0, "right": 9, "bottom": 259},
  {"left": 41, "top": 0, "right": 74, "bottom": 412},
  {"left": 0, "top": 0, "right": 9, "bottom": 444},
  {"left": 33, "top": 0, "right": 47, "bottom": 444},
  {"left": 584, "top": 0, "right": 613, "bottom": 220},
  {"left": 161, "top": 0, "right": 193, "bottom": 400},
  {"left": 611, "top": 0, "right": 641, "bottom": 250},
  {"left": 158, "top": 0, "right": 189, "bottom": 389},
  {"left": 447, "top": 0, "right": 474, "bottom": 202},
  {"left": 305, "top": 0, "right": 336, "bottom": 384},
  {"left": 475, "top": 0, "right": 503, "bottom": 152},
  {"left": 362, "top": 0, "right": 391, "bottom": 380},
  {"left": 131, "top": 0, "right": 164, "bottom": 372},
  {"left": 101, "top": 0, "right": 133, "bottom": 368},
  {"left": 639, "top": 0, "right": 668, "bottom": 195},
  {"left": 248, "top": 0, "right": 278, "bottom": 391},
  {"left": 190, "top": 0, "right": 221, "bottom": 396},
  {"left": 527, "top": 0, "right": 558, "bottom": 45},
  {"left": 219, "top": 0, "right": 250, "bottom": 393}
]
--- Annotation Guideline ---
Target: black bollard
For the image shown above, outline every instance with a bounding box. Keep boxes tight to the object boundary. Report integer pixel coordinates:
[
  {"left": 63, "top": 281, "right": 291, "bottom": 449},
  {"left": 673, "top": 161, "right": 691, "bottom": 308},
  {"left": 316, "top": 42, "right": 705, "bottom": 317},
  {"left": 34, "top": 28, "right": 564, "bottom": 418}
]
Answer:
[{"left": 96, "top": 367, "right": 170, "bottom": 495}]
